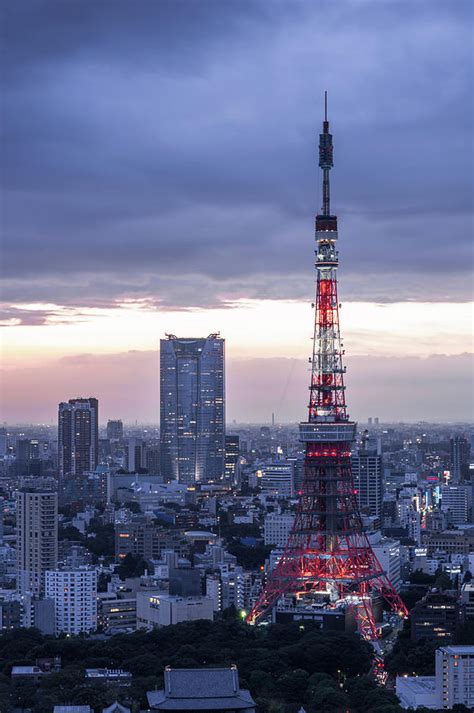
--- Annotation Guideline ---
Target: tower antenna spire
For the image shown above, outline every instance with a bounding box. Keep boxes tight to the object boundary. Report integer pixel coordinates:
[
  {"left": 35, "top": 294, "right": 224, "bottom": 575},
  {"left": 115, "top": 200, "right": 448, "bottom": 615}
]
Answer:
[
  {"left": 247, "top": 96, "right": 408, "bottom": 673},
  {"left": 324, "top": 90, "right": 328, "bottom": 122}
]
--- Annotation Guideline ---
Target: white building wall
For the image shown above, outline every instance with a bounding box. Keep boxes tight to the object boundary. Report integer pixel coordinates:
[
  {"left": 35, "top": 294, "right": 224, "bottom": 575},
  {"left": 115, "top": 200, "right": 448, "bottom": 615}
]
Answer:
[
  {"left": 264, "top": 513, "right": 294, "bottom": 547},
  {"left": 45, "top": 568, "right": 97, "bottom": 635}
]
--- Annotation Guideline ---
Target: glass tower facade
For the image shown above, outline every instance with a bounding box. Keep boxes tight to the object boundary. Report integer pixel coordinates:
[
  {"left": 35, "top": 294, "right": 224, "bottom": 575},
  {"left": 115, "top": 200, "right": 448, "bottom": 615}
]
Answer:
[{"left": 160, "top": 334, "right": 225, "bottom": 483}]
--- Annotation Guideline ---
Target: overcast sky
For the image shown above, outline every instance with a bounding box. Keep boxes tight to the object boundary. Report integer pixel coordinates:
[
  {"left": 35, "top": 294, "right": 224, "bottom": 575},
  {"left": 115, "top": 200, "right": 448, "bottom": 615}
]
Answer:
[{"left": 1, "top": 0, "right": 473, "bottom": 423}]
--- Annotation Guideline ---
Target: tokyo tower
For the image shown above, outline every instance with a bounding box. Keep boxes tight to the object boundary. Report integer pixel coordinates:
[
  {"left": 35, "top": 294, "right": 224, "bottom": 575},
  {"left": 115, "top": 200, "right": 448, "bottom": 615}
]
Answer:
[{"left": 247, "top": 94, "right": 408, "bottom": 647}]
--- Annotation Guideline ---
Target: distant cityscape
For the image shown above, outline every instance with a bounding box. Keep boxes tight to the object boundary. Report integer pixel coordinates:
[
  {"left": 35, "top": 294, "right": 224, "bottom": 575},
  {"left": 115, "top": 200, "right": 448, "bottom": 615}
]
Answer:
[{"left": 0, "top": 385, "right": 473, "bottom": 710}]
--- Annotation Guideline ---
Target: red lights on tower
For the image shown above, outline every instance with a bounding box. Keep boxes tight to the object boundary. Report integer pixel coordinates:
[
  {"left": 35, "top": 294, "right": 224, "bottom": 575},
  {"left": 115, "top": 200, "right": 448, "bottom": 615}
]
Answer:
[{"left": 247, "top": 94, "right": 408, "bottom": 646}]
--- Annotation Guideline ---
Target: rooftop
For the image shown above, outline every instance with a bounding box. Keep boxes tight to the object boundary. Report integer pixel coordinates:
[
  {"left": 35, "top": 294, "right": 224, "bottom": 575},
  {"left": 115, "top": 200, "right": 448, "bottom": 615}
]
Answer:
[
  {"left": 438, "top": 645, "right": 474, "bottom": 655},
  {"left": 147, "top": 666, "right": 256, "bottom": 711}
]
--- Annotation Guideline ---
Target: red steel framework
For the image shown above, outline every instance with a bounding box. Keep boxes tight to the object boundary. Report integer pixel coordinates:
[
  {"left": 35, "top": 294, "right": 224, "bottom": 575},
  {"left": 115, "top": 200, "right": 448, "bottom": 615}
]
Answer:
[{"left": 247, "top": 94, "right": 408, "bottom": 646}]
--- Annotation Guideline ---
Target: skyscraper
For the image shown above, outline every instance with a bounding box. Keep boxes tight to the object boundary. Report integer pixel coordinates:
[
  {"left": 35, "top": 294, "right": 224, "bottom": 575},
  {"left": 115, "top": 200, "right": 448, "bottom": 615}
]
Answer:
[
  {"left": 58, "top": 398, "right": 99, "bottom": 478},
  {"left": 224, "top": 434, "right": 240, "bottom": 484},
  {"left": 16, "top": 488, "right": 58, "bottom": 596},
  {"left": 450, "top": 436, "right": 471, "bottom": 482},
  {"left": 351, "top": 431, "right": 383, "bottom": 517},
  {"left": 160, "top": 334, "right": 225, "bottom": 483}
]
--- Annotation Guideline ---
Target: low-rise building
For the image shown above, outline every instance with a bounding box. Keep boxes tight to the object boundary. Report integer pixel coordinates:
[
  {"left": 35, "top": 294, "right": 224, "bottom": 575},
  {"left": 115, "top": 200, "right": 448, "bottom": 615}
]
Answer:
[
  {"left": 396, "top": 676, "right": 437, "bottom": 709},
  {"left": 410, "top": 590, "right": 464, "bottom": 643},
  {"left": 136, "top": 592, "right": 213, "bottom": 629},
  {"left": 147, "top": 666, "right": 256, "bottom": 712}
]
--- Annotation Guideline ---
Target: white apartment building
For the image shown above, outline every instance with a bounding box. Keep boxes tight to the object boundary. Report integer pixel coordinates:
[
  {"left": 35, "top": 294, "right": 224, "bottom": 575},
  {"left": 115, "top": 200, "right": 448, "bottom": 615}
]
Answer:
[
  {"left": 136, "top": 592, "right": 213, "bottom": 629},
  {"left": 435, "top": 645, "right": 474, "bottom": 709},
  {"left": 264, "top": 513, "right": 294, "bottom": 547},
  {"left": 45, "top": 568, "right": 97, "bottom": 635}
]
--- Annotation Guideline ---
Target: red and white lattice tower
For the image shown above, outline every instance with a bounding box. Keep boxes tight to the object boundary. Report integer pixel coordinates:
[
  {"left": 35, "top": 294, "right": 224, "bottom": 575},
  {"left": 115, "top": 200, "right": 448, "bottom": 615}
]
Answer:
[{"left": 247, "top": 94, "right": 408, "bottom": 644}]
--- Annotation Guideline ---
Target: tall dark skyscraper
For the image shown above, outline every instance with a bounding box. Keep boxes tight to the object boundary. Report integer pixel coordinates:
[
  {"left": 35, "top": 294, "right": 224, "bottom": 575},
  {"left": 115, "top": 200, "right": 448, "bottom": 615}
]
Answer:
[
  {"left": 160, "top": 334, "right": 225, "bottom": 483},
  {"left": 450, "top": 436, "right": 471, "bottom": 482},
  {"left": 352, "top": 432, "right": 383, "bottom": 517},
  {"left": 58, "top": 398, "right": 99, "bottom": 478}
]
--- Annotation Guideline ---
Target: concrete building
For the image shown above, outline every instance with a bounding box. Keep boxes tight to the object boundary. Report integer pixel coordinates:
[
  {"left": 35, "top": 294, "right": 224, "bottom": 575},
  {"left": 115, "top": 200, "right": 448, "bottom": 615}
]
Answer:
[
  {"left": 58, "top": 398, "right": 99, "bottom": 478},
  {"left": 115, "top": 522, "right": 190, "bottom": 561},
  {"left": 225, "top": 435, "right": 240, "bottom": 484},
  {"left": 441, "top": 485, "right": 472, "bottom": 525},
  {"left": 410, "top": 591, "right": 464, "bottom": 644},
  {"left": 351, "top": 436, "right": 383, "bottom": 517},
  {"left": 136, "top": 592, "right": 213, "bottom": 629},
  {"left": 16, "top": 488, "right": 58, "bottom": 596},
  {"left": 45, "top": 568, "right": 97, "bottom": 635},
  {"left": 259, "top": 463, "right": 294, "bottom": 497},
  {"left": 264, "top": 512, "right": 294, "bottom": 547},
  {"left": 160, "top": 334, "right": 225, "bottom": 484},
  {"left": 435, "top": 645, "right": 474, "bottom": 709},
  {"left": 450, "top": 436, "right": 471, "bottom": 482},
  {"left": 97, "top": 593, "right": 137, "bottom": 632},
  {"left": 461, "top": 582, "right": 474, "bottom": 620},
  {"left": 147, "top": 666, "right": 256, "bottom": 712},
  {"left": 106, "top": 420, "right": 123, "bottom": 442},
  {"left": 371, "top": 538, "right": 401, "bottom": 593},
  {"left": 396, "top": 676, "right": 437, "bottom": 709},
  {"left": 125, "top": 438, "right": 146, "bottom": 472}
]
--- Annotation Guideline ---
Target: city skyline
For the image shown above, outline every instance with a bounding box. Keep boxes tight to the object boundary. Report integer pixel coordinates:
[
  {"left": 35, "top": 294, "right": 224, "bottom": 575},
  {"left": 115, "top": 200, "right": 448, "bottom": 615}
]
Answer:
[{"left": 2, "top": 0, "right": 473, "bottom": 423}]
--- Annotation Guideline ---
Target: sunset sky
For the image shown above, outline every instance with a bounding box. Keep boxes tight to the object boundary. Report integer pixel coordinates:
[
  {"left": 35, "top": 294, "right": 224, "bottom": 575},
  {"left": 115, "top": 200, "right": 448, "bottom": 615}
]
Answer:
[{"left": 2, "top": 0, "right": 473, "bottom": 424}]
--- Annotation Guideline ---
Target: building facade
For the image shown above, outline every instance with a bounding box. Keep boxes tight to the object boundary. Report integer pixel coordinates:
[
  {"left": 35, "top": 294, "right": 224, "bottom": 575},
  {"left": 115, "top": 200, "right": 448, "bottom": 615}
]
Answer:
[
  {"left": 16, "top": 489, "right": 58, "bottom": 596},
  {"left": 264, "top": 513, "right": 295, "bottom": 547},
  {"left": 351, "top": 437, "right": 383, "bottom": 517},
  {"left": 58, "top": 398, "right": 99, "bottom": 478},
  {"left": 136, "top": 592, "right": 213, "bottom": 629},
  {"left": 435, "top": 645, "right": 474, "bottom": 709},
  {"left": 45, "top": 568, "right": 97, "bottom": 635},
  {"left": 160, "top": 335, "right": 225, "bottom": 484}
]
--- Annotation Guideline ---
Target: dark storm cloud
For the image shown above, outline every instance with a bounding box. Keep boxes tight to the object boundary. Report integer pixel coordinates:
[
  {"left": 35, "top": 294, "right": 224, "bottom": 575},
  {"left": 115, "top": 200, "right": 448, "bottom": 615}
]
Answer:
[{"left": 2, "top": 0, "right": 473, "bottom": 313}]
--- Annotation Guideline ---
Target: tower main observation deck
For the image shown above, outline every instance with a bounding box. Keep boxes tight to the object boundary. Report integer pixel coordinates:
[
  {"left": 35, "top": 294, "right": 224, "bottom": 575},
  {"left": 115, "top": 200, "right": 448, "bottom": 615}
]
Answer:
[{"left": 247, "top": 95, "right": 408, "bottom": 649}]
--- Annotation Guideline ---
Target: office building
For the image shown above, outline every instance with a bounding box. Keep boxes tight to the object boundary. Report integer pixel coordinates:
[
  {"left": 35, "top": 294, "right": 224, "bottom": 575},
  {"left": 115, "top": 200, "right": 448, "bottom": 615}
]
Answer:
[
  {"left": 441, "top": 485, "right": 473, "bottom": 525},
  {"left": 410, "top": 591, "right": 464, "bottom": 643},
  {"left": 371, "top": 538, "right": 401, "bottom": 592},
  {"left": 107, "top": 420, "right": 123, "bottom": 442},
  {"left": 435, "top": 645, "right": 474, "bottom": 709},
  {"left": 58, "top": 398, "right": 99, "bottom": 478},
  {"left": 160, "top": 334, "right": 225, "bottom": 483},
  {"left": 259, "top": 463, "right": 294, "bottom": 497},
  {"left": 16, "top": 488, "right": 58, "bottom": 596},
  {"left": 136, "top": 592, "right": 214, "bottom": 629},
  {"left": 450, "top": 436, "right": 471, "bottom": 482},
  {"left": 224, "top": 434, "right": 240, "bottom": 484},
  {"left": 396, "top": 676, "right": 437, "bottom": 709},
  {"left": 264, "top": 513, "right": 295, "bottom": 547},
  {"left": 125, "top": 437, "right": 146, "bottom": 472},
  {"left": 45, "top": 568, "right": 97, "bottom": 635},
  {"left": 115, "top": 522, "right": 190, "bottom": 561},
  {"left": 351, "top": 433, "right": 383, "bottom": 517},
  {"left": 145, "top": 445, "right": 160, "bottom": 474}
]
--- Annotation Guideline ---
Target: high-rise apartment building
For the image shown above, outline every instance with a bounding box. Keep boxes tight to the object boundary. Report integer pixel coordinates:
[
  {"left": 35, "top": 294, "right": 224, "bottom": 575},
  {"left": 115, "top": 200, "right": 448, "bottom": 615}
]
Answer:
[
  {"left": 16, "top": 488, "right": 58, "bottom": 596},
  {"left": 160, "top": 334, "right": 225, "bottom": 483},
  {"left": 45, "top": 568, "right": 97, "bottom": 635},
  {"left": 58, "top": 398, "right": 99, "bottom": 478},
  {"left": 450, "top": 436, "right": 471, "bottom": 482},
  {"left": 351, "top": 433, "right": 383, "bottom": 517}
]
